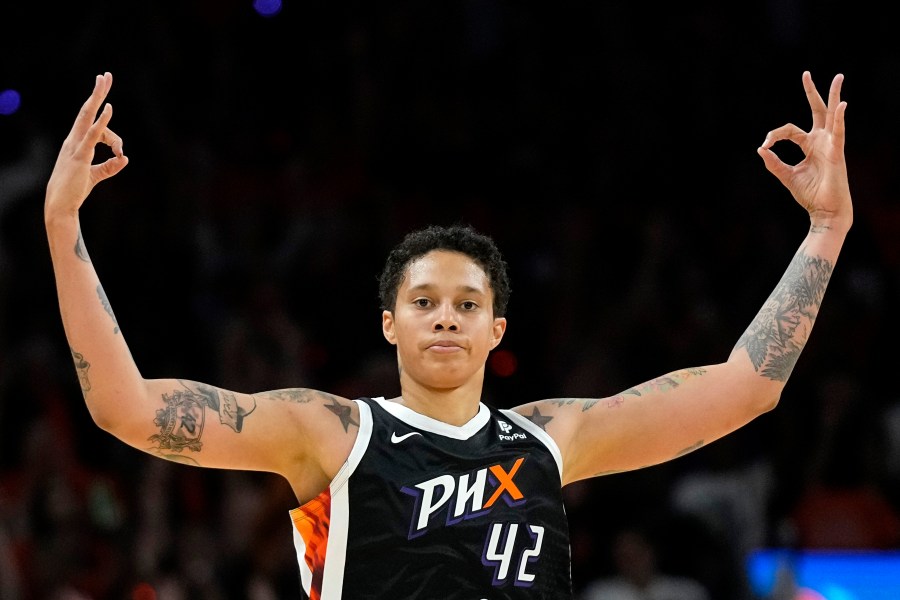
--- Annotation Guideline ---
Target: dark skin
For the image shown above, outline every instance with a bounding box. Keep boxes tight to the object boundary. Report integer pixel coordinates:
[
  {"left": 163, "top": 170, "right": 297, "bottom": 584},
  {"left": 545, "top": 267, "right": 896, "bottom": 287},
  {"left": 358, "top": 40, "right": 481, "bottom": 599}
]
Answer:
[{"left": 45, "top": 71, "right": 852, "bottom": 504}]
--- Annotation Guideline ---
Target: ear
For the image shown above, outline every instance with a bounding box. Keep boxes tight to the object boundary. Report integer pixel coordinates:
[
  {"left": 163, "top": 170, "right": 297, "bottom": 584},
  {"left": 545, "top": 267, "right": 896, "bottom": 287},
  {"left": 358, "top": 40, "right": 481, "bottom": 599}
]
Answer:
[
  {"left": 490, "top": 317, "right": 507, "bottom": 350},
  {"left": 382, "top": 310, "right": 397, "bottom": 345}
]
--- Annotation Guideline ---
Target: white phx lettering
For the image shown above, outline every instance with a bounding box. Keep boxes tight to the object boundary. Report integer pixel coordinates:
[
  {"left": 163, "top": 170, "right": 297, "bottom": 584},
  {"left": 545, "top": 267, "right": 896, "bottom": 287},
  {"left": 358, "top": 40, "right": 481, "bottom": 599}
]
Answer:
[{"left": 405, "top": 457, "right": 526, "bottom": 534}]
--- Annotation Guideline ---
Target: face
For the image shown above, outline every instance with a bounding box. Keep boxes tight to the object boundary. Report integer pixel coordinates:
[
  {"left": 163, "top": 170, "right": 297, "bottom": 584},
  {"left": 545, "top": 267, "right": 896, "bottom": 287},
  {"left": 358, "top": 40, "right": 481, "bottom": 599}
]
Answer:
[{"left": 382, "top": 250, "right": 507, "bottom": 390}]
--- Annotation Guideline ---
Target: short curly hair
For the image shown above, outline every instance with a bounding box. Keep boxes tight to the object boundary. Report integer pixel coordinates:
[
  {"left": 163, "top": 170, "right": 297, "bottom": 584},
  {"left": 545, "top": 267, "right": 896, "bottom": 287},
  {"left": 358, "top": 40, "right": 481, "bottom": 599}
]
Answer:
[{"left": 378, "top": 224, "right": 511, "bottom": 317}]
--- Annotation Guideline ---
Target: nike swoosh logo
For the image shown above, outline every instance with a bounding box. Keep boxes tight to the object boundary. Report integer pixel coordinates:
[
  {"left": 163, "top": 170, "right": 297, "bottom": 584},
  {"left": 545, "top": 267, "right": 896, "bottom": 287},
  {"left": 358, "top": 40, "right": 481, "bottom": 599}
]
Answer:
[{"left": 391, "top": 431, "right": 423, "bottom": 444}]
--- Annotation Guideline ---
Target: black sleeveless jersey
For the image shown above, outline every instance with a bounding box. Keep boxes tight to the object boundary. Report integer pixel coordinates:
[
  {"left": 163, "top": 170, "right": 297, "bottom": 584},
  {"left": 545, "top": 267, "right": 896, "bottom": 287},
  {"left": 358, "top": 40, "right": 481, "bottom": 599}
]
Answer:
[{"left": 289, "top": 397, "right": 573, "bottom": 599}]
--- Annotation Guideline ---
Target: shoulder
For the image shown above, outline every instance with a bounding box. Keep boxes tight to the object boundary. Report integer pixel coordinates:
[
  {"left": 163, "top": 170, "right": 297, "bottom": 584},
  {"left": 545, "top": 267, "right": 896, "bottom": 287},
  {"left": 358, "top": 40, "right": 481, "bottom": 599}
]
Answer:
[
  {"left": 508, "top": 398, "right": 585, "bottom": 450},
  {"left": 256, "top": 389, "right": 361, "bottom": 485},
  {"left": 508, "top": 399, "right": 571, "bottom": 431}
]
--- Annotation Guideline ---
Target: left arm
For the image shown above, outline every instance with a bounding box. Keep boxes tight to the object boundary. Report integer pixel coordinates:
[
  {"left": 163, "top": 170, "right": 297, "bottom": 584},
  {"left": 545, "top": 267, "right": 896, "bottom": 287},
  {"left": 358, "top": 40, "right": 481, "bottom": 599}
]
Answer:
[{"left": 513, "top": 71, "right": 852, "bottom": 485}]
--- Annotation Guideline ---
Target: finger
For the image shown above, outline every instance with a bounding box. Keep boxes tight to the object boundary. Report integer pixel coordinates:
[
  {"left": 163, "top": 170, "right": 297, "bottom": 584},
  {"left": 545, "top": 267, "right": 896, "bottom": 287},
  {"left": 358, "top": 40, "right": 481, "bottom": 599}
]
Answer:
[
  {"left": 73, "top": 103, "right": 114, "bottom": 162},
  {"left": 824, "top": 73, "right": 845, "bottom": 133},
  {"left": 832, "top": 100, "right": 847, "bottom": 152},
  {"left": 804, "top": 71, "right": 827, "bottom": 131},
  {"left": 86, "top": 102, "right": 124, "bottom": 157},
  {"left": 69, "top": 74, "right": 112, "bottom": 141},
  {"left": 102, "top": 126, "right": 125, "bottom": 157},
  {"left": 760, "top": 122, "right": 806, "bottom": 150}
]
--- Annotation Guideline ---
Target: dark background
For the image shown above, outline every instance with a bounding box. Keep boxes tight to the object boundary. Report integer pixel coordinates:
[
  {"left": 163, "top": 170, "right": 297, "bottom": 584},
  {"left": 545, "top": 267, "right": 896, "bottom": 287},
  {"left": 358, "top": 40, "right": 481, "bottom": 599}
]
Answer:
[{"left": 1, "top": 1, "right": 899, "bottom": 599}]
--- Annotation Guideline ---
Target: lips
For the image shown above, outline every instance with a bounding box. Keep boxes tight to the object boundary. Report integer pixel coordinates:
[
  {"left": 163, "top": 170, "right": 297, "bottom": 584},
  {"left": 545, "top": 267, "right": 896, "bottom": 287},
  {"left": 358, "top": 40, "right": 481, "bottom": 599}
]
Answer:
[{"left": 427, "top": 340, "right": 463, "bottom": 351}]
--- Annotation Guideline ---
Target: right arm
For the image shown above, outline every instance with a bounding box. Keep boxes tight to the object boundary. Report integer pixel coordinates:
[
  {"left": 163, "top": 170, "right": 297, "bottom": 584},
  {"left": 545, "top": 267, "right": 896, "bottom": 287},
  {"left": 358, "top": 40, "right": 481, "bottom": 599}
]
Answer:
[
  {"left": 44, "top": 73, "right": 356, "bottom": 500},
  {"left": 513, "top": 71, "right": 853, "bottom": 484}
]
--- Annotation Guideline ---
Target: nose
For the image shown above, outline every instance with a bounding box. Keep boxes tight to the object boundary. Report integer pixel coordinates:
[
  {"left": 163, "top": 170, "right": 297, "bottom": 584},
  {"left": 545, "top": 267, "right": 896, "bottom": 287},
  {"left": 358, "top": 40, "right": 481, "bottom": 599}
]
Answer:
[{"left": 433, "top": 303, "right": 459, "bottom": 331}]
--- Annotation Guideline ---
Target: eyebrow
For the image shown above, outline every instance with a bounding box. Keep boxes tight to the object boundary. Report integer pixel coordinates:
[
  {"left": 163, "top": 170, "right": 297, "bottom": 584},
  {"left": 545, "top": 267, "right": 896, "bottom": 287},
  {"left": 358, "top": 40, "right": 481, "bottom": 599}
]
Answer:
[{"left": 406, "top": 283, "right": 486, "bottom": 296}]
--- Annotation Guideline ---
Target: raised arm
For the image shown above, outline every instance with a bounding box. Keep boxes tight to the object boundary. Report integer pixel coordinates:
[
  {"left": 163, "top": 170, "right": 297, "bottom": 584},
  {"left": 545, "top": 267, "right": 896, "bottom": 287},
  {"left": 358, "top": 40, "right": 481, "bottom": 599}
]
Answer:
[
  {"left": 734, "top": 71, "right": 851, "bottom": 377},
  {"left": 44, "top": 73, "right": 357, "bottom": 501},
  {"left": 45, "top": 72, "right": 137, "bottom": 427},
  {"left": 513, "top": 71, "right": 853, "bottom": 485}
]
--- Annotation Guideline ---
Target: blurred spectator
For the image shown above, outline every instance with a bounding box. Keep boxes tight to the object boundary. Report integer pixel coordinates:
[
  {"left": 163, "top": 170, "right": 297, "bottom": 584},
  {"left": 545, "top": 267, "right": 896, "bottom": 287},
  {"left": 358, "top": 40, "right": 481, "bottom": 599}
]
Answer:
[
  {"left": 578, "top": 521, "right": 710, "bottom": 600},
  {"left": 668, "top": 432, "right": 774, "bottom": 599},
  {"left": 784, "top": 372, "right": 900, "bottom": 549},
  {"left": 0, "top": 339, "right": 129, "bottom": 599},
  {"left": 215, "top": 275, "right": 313, "bottom": 395}
]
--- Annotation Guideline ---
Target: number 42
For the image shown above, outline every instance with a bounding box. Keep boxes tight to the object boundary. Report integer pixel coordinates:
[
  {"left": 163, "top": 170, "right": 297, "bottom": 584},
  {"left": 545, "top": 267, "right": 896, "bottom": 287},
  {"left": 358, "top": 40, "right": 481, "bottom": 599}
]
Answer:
[{"left": 483, "top": 522, "right": 545, "bottom": 586}]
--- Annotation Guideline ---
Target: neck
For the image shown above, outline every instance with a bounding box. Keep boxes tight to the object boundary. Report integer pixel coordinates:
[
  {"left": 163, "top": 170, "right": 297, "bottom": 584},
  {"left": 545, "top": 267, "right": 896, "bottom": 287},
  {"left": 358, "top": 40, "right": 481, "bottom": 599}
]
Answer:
[{"left": 391, "top": 383, "right": 483, "bottom": 427}]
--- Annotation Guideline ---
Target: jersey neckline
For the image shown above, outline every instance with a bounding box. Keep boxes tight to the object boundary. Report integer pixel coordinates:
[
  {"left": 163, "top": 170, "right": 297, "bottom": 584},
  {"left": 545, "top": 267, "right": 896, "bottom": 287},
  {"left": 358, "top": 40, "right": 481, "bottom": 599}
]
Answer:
[{"left": 370, "top": 397, "right": 490, "bottom": 440}]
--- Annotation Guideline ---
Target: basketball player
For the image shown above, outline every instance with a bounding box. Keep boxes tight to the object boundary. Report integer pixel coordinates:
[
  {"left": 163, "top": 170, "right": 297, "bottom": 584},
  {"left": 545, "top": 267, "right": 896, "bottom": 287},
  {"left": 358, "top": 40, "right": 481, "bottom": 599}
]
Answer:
[{"left": 44, "top": 70, "right": 852, "bottom": 598}]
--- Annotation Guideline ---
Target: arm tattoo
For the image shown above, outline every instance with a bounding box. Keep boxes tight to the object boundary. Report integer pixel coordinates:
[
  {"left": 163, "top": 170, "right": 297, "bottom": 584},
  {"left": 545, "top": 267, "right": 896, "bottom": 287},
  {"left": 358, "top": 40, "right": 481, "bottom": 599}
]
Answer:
[
  {"left": 156, "top": 453, "right": 201, "bottom": 467},
  {"left": 147, "top": 381, "right": 257, "bottom": 456},
  {"left": 74, "top": 227, "right": 90, "bottom": 262},
  {"left": 582, "top": 391, "right": 634, "bottom": 412},
  {"left": 70, "top": 347, "right": 91, "bottom": 392},
  {"left": 524, "top": 407, "right": 553, "bottom": 431},
  {"left": 579, "top": 368, "right": 707, "bottom": 412},
  {"left": 324, "top": 397, "right": 359, "bottom": 432},
  {"left": 734, "top": 250, "right": 833, "bottom": 382},
  {"left": 676, "top": 440, "right": 704, "bottom": 457},
  {"left": 255, "top": 388, "right": 316, "bottom": 403},
  {"left": 182, "top": 380, "right": 256, "bottom": 433},
  {"left": 548, "top": 399, "right": 577, "bottom": 407},
  {"left": 151, "top": 389, "right": 206, "bottom": 453},
  {"left": 96, "top": 284, "right": 119, "bottom": 334},
  {"left": 592, "top": 469, "right": 626, "bottom": 477}
]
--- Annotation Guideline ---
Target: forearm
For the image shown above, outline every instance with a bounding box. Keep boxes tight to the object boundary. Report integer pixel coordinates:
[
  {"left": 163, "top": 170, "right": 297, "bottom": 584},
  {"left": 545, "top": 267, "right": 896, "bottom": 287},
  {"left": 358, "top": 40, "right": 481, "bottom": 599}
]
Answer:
[
  {"left": 46, "top": 210, "right": 145, "bottom": 429},
  {"left": 730, "top": 214, "right": 851, "bottom": 385}
]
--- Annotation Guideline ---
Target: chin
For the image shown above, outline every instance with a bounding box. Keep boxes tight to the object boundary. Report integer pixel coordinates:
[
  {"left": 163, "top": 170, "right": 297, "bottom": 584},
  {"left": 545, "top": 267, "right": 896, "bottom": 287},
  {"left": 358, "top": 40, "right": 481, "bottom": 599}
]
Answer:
[{"left": 419, "top": 372, "right": 472, "bottom": 391}]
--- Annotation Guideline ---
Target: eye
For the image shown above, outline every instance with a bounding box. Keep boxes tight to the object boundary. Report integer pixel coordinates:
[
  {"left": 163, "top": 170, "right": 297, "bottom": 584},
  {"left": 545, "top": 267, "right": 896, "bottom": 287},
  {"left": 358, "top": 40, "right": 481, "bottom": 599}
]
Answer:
[
  {"left": 460, "top": 300, "right": 478, "bottom": 311},
  {"left": 414, "top": 298, "right": 432, "bottom": 308}
]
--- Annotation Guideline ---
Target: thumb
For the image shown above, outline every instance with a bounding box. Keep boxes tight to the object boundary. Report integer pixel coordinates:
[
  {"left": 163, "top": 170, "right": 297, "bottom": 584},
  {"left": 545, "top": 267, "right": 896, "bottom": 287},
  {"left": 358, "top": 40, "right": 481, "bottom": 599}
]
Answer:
[
  {"left": 92, "top": 155, "right": 129, "bottom": 185},
  {"left": 757, "top": 146, "right": 791, "bottom": 189}
]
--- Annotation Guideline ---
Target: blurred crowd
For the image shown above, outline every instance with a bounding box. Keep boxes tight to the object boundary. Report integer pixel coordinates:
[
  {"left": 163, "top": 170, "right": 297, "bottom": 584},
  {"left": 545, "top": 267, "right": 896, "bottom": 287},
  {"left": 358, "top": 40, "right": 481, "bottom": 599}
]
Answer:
[{"left": 2, "top": 2, "right": 900, "bottom": 599}]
